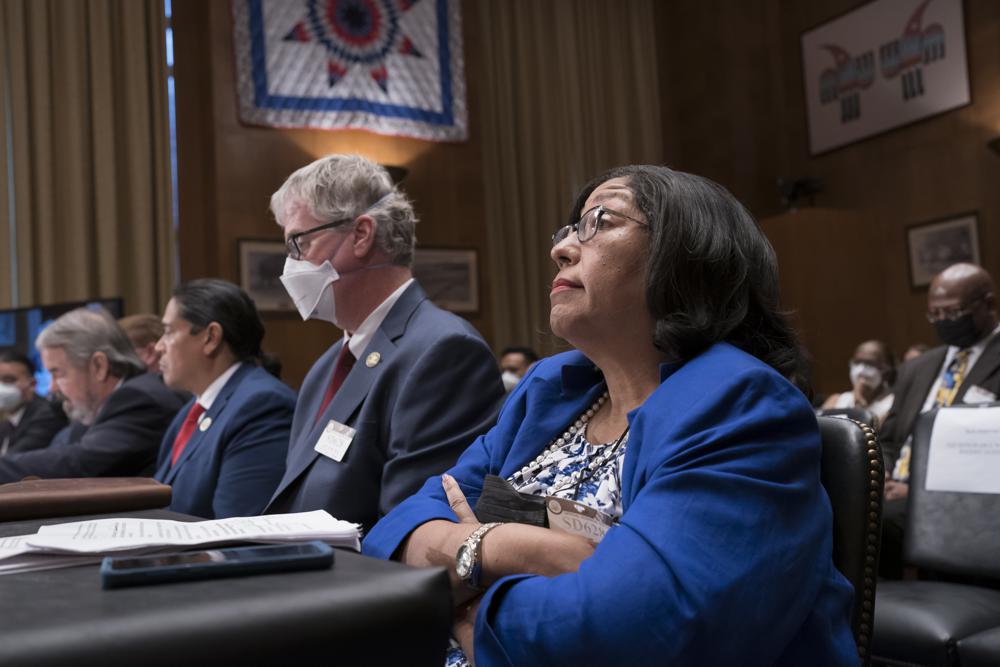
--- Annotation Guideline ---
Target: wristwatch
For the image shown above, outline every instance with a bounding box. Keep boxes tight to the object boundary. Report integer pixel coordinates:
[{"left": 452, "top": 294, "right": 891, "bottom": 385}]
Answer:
[{"left": 455, "top": 522, "right": 502, "bottom": 590}]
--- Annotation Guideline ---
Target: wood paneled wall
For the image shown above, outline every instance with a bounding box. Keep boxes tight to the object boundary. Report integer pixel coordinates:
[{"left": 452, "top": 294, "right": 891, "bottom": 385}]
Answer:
[
  {"left": 171, "top": 0, "right": 493, "bottom": 389},
  {"left": 173, "top": 0, "right": 1000, "bottom": 393},
  {"left": 658, "top": 0, "right": 1000, "bottom": 392}
]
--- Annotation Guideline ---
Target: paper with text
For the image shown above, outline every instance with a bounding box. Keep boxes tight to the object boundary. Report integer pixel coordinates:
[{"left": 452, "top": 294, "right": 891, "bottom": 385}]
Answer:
[
  {"left": 926, "top": 407, "right": 1000, "bottom": 494},
  {"left": 27, "top": 511, "right": 360, "bottom": 554}
]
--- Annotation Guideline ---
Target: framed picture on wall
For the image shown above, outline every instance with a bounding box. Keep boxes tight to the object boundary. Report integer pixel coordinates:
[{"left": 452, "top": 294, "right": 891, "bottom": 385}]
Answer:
[
  {"left": 412, "top": 248, "right": 479, "bottom": 314},
  {"left": 801, "top": 0, "right": 970, "bottom": 154},
  {"left": 237, "top": 239, "right": 296, "bottom": 312},
  {"left": 907, "top": 213, "right": 980, "bottom": 288}
]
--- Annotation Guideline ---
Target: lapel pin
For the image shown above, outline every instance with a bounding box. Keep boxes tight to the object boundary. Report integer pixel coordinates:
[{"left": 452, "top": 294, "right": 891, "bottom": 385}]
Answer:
[
  {"left": 365, "top": 352, "right": 381, "bottom": 368},
  {"left": 199, "top": 417, "right": 212, "bottom": 432}
]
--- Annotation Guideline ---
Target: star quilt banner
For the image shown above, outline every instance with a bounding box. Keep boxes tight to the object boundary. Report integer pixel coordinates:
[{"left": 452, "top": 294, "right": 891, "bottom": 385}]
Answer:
[{"left": 232, "top": 0, "right": 467, "bottom": 141}]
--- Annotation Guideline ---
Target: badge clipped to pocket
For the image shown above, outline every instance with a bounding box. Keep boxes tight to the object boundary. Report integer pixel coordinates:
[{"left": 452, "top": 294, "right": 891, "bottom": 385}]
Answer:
[
  {"left": 545, "top": 497, "right": 614, "bottom": 543},
  {"left": 314, "top": 420, "right": 356, "bottom": 462}
]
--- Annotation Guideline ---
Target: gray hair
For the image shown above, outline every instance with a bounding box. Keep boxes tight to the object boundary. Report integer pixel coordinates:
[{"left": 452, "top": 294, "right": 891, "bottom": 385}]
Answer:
[
  {"left": 35, "top": 307, "right": 145, "bottom": 378},
  {"left": 270, "top": 154, "right": 417, "bottom": 267}
]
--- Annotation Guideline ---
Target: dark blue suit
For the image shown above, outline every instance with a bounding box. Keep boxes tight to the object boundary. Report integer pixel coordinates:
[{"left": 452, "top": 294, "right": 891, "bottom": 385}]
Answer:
[
  {"left": 266, "top": 282, "right": 504, "bottom": 532},
  {"left": 155, "top": 364, "right": 295, "bottom": 519}
]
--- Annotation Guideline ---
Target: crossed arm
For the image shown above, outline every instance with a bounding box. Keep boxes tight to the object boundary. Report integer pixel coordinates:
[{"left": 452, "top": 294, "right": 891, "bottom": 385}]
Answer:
[{"left": 398, "top": 474, "right": 595, "bottom": 661}]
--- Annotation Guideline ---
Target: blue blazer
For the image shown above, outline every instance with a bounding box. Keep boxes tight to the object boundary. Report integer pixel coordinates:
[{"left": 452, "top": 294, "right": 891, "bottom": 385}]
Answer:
[
  {"left": 155, "top": 364, "right": 295, "bottom": 519},
  {"left": 266, "top": 282, "right": 504, "bottom": 532},
  {"left": 363, "top": 344, "right": 857, "bottom": 666}
]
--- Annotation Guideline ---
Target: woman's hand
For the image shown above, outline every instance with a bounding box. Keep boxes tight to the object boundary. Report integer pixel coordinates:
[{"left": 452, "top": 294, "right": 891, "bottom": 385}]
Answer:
[
  {"left": 442, "top": 473, "right": 479, "bottom": 524},
  {"left": 442, "top": 474, "right": 596, "bottom": 583},
  {"left": 399, "top": 473, "right": 598, "bottom": 605}
]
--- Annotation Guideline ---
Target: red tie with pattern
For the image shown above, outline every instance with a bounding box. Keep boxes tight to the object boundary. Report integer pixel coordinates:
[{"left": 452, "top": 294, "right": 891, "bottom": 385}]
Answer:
[
  {"left": 315, "top": 344, "right": 356, "bottom": 423},
  {"left": 170, "top": 403, "right": 206, "bottom": 466}
]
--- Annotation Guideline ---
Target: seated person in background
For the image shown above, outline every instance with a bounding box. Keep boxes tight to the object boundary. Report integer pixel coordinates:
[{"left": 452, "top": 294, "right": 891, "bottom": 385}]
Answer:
[
  {"left": 153, "top": 279, "right": 295, "bottom": 519},
  {"left": 0, "top": 350, "right": 67, "bottom": 456},
  {"left": 882, "top": 263, "right": 1000, "bottom": 498},
  {"left": 0, "top": 308, "right": 185, "bottom": 482},
  {"left": 902, "top": 343, "right": 929, "bottom": 363},
  {"left": 878, "top": 263, "right": 1000, "bottom": 578},
  {"left": 821, "top": 339, "right": 896, "bottom": 426},
  {"left": 119, "top": 314, "right": 165, "bottom": 374},
  {"left": 498, "top": 346, "right": 539, "bottom": 393},
  {"left": 265, "top": 154, "right": 504, "bottom": 531},
  {"left": 363, "top": 165, "right": 855, "bottom": 665}
]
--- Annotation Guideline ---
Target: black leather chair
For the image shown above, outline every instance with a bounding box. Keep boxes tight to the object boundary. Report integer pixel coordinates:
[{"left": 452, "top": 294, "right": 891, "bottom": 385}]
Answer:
[
  {"left": 871, "top": 406, "right": 1000, "bottom": 667},
  {"left": 819, "top": 407, "right": 879, "bottom": 429},
  {"left": 818, "top": 416, "right": 885, "bottom": 665},
  {"left": 956, "top": 626, "right": 1000, "bottom": 667}
]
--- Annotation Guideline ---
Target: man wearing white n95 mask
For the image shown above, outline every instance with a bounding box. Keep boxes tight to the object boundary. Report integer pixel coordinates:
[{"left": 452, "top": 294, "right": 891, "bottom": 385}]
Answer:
[{"left": 266, "top": 154, "right": 504, "bottom": 531}]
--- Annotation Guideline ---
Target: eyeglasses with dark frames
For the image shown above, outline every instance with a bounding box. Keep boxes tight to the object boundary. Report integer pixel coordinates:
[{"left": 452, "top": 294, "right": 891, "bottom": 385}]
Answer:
[
  {"left": 285, "top": 218, "right": 354, "bottom": 260},
  {"left": 925, "top": 293, "right": 989, "bottom": 323},
  {"left": 551, "top": 205, "right": 648, "bottom": 247}
]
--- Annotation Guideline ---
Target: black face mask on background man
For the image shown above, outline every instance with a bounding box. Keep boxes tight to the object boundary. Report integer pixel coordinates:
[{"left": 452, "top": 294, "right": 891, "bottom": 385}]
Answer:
[{"left": 934, "top": 313, "right": 983, "bottom": 349}]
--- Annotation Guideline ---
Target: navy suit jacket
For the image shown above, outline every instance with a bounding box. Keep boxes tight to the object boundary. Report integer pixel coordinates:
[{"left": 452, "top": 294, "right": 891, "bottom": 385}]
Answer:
[
  {"left": 5, "top": 395, "right": 67, "bottom": 454},
  {"left": 0, "top": 373, "right": 185, "bottom": 483},
  {"left": 154, "top": 364, "right": 295, "bottom": 519},
  {"left": 266, "top": 282, "right": 504, "bottom": 532}
]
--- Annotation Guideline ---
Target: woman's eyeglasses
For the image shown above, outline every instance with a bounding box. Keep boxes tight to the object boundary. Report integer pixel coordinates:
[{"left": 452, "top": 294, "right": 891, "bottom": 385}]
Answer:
[{"left": 551, "top": 205, "right": 648, "bottom": 247}]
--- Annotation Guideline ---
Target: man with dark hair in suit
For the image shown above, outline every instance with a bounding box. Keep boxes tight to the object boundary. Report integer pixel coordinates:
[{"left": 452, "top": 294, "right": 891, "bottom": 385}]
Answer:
[
  {"left": 153, "top": 279, "right": 295, "bottom": 519},
  {"left": 0, "top": 308, "right": 185, "bottom": 482},
  {"left": 879, "top": 262, "right": 1000, "bottom": 575},
  {"left": 266, "top": 154, "right": 503, "bottom": 531},
  {"left": 0, "top": 350, "right": 67, "bottom": 456}
]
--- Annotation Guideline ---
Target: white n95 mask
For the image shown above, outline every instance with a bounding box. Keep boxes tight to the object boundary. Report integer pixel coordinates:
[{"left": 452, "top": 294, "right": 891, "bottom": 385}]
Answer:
[
  {"left": 280, "top": 257, "right": 340, "bottom": 325},
  {"left": 501, "top": 371, "right": 520, "bottom": 392},
  {"left": 849, "top": 362, "right": 882, "bottom": 388},
  {"left": 0, "top": 382, "right": 21, "bottom": 413}
]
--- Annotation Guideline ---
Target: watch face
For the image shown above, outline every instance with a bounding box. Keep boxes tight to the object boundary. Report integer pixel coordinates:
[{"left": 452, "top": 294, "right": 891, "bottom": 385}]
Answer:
[{"left": 456, "top": 544, "right": 474, "bottom": 578}]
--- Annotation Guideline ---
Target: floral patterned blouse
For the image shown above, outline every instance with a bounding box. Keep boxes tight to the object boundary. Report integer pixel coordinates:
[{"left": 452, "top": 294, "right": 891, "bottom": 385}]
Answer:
[{"left": 445, "top": 419, "right": 629, "bottom": 667}]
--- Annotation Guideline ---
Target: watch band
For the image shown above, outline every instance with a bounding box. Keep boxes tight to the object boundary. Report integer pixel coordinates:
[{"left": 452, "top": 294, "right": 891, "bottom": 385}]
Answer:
[{"left": 456, "top": 522, "right": 502, "bottom": 590}]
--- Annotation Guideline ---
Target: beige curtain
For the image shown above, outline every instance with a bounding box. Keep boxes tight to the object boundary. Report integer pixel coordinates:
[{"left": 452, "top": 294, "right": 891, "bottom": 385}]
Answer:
[
  {"left": 478, "top": 0, "right": 664, "bottom": 356},
  {"left": 0, "top": 0, "right": 173, "bottom": 314}
]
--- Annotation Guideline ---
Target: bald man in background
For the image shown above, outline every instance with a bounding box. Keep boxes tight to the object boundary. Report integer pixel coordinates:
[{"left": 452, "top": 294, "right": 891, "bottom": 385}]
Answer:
[{"left": 878, "top": 263, "right": 1000, "bottom": 577}]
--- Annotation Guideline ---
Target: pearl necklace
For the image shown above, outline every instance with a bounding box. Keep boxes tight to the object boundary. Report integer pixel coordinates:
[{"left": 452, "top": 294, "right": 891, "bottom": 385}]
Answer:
[{"left": 511, "top": 391, "right": 612, "bottom": 486}]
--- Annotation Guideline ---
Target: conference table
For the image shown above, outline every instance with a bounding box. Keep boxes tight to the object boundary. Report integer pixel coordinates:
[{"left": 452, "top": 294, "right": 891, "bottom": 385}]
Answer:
[{"left": 0, "top": 510, "right": 452, "bottom": 666}]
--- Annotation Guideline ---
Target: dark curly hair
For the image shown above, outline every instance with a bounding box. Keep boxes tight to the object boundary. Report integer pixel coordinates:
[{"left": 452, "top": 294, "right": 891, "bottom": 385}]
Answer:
[{"left": 566, "top": 165, "right": 809, "bottom": 392}]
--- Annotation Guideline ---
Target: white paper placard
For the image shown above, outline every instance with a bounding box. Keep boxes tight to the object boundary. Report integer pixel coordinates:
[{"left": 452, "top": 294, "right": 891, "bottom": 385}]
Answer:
[{"left": 925, "top": 407, "right": 1000, "bottom": 494}]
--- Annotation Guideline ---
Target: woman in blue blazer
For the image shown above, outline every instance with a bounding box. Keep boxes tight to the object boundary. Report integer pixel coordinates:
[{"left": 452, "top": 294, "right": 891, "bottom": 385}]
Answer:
[{"left": 363, "top": 166, "right": 856, "bottom": 666}]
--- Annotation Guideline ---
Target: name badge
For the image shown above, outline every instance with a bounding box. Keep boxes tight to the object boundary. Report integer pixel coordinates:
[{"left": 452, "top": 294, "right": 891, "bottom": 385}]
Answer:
[
  {"left": 545, "top": 497, "right": 614, "bottom": 543},
  {"left": 314, "top": 420, "right": 356, "bottom": 462},
  {"left": 962, "top": 384, "right": 997, "bottom": 405}
]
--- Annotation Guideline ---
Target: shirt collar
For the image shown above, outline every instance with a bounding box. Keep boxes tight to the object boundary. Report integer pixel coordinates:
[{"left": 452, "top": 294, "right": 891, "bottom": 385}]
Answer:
[
  {"left": 344, "top": 278, "right": 414, "bottom": 358},
  {"left": 7, "top": 404, "right": 26, "bottom": 427},
  {"left": 197, "top": 362, "right": 243, "bottom": 411}
]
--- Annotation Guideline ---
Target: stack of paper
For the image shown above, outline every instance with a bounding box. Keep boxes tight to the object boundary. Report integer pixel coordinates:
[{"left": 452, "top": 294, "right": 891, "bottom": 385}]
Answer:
[{"left": 0, "top": 511, "right": 361, "bottom": 576}]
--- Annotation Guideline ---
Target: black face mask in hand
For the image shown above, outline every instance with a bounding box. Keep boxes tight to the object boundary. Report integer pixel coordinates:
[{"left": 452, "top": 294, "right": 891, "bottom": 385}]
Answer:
[
  {"left": 934, "top": 314, "right": 983, "bottom": 349},
  {"left": 474, "top": 475, "right": 549, "bottom": 527}
]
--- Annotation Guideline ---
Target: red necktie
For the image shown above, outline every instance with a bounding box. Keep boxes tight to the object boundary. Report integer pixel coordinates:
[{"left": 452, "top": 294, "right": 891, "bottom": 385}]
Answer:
[
  {"left": 315, "top": 344, "right": 356, "bottom": 423},
  {"left": 170, "top": 403, "right": 206, "bottom": 466}
]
